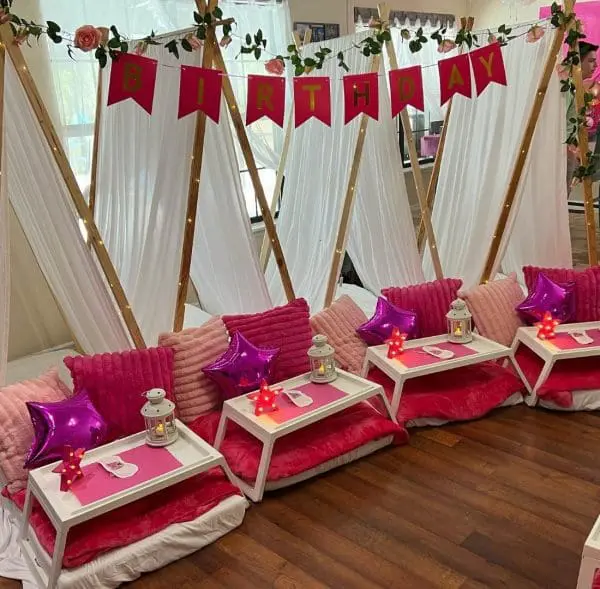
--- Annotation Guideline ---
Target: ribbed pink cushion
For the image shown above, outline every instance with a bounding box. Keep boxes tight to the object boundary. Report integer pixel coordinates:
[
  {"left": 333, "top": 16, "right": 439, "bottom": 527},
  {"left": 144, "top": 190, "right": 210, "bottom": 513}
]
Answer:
[
  {"left": 523, "top": 265, "right": 600, "bottom": 322},
  {"left": 223, "top": 299, "right": 312, "bottom": 382},
  {"left": 158, "top": 318, "right": 230, "bottom": 423},
  {"left": 64, "top": 348, "right": 174, "bottom": 441},
  {"left": 0, "top": 370, "right": 67, "bottom": 493},
  {"left": 460, "top": 273, "right": 525, "bottom": 346},
  {"left": 310, "top": 295, "right": 368, "bottom": 375},
  {"left": 382, "top": 278, "right": 462, "bottom": 338}
]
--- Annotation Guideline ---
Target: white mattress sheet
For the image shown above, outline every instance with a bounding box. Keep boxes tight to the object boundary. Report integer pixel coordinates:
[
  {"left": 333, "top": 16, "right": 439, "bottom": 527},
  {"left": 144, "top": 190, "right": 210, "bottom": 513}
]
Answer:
[
  {"left": 183, "top": 304, "right": 213, "bottom": 329},
  {"left": 336, "top": 283, "right": 378, "bottom": 317},
  {"left": 6, "top": 347, "right": 78, "bottom": 389},
  {"left": 539, "top": 389, "right": 600, "bottom": 411},
  {"left": 0, "top": 494, "right": 247, "bottom": 589}
]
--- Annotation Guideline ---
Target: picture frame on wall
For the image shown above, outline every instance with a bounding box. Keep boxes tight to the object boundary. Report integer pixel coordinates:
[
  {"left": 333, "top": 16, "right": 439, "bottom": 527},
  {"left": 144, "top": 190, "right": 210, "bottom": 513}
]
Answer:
[{"left": 293, "top": 22, "right": 340, "bottom": 43}]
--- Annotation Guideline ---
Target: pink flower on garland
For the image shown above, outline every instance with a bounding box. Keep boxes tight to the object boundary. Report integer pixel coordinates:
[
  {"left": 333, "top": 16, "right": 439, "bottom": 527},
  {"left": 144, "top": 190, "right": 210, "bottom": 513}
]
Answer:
[
  {"left": 185, "top": 34, "right": 203, "bottom": 51},
  {"left": 134, "top": 41, "right": 147, "bottom": 56},
  {"left": 0, "top": 8, "right": 11, "bottom": 25},
  {"left": 556, "top": 63, "right": 570, "bottom": 80},
  {"left": 487, "top": 33, "right": 498, "bottom": 45},
  {"left": 265, "top": 58, "right": 285, "bottom": 76},
  {"left": 74, "top": 25, "right": 102, "bottom": 52},
  {"left": 220, "top": 35, "right": 232, "bottom": 48},
  {"left": 526, "top": 25, "right": 545, "bottom": 44},
  {"left": 438, "top": 39, "right": 457, "bottom": 54}
]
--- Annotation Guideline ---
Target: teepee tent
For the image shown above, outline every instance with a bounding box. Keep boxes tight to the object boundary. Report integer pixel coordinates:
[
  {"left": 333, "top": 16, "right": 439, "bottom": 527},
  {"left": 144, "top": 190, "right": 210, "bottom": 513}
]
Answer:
[{"left": 0, "top": 31, "right": 137, "bottom": 385}]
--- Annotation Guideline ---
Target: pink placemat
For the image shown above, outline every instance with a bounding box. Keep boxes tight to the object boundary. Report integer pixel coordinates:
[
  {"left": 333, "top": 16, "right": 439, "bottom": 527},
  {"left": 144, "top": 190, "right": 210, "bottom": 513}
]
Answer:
[
  {"left": 69, "top": 444, "right": 182, "bottom": 506},
  {"left": 395, "top": 341, "right": 478, "bottom": 369},
  {"left": 267, "top": 382, "right": 348, "bottom": 425},
  {"left": 549, "top": 329, "right": 600, "bottom": 351}
]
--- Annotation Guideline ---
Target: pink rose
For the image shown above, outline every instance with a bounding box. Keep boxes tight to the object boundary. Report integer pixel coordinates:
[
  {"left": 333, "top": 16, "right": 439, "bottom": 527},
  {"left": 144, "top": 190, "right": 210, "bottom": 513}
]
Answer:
[
  {"left": 438, "top": 39, "right": 457, "bottom": 54},
  {"left": 134, "top": 41, "right": 147, "bottom": 56},
  {"left": 526, "top": 25, "right": 545, "bottom": 44},
  {"left": 97, "top": 27, "right": 110, "bottom": 46},
  {"left": 74, "top": 25, "right": 102, "bottom": 52},
  {"left": 187, "top": 35, "right": 202, "bottom": 51},
  {"left": 586, "top": 115, "right": 595, "bottom": 128},
  {"left": 13, "top": 29, "right": 28, "bottom": 46},
  {"left": 220, "top": 35, "right": 232, "bottom": 48},
  {"left": 0, "top": 8, "right": 11, "bottom": 25},
  {"left": 265, "top": 58, "right": 285, "bottom": 76},
  {"left": 487, "top": 34, "right": 497, "bottom": 45},
  {"left": 556, "top": 63, "right": 570, "bottom": 80},
  {"left": 568, "top": 144, "right": 581, "bottom": 157}
]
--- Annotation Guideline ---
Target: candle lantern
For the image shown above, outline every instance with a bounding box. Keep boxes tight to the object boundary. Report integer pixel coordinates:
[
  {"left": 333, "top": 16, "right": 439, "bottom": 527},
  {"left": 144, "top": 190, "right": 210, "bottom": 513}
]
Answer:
[
  {"left": 308, "top": 334, "right": 337, "bottom": 383},
  {"left": 141, "top": 388, "right": 178, "bottom": 447},
  {"left": 446, "top": 299, "right": 473, "bottom": 344}
]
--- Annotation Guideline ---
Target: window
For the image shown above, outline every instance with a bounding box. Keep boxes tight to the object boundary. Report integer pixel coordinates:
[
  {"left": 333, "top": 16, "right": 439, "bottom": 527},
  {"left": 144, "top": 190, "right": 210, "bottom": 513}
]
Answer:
[
  {"left": 240, "top": 169, "right": 282, "bottom": 223},
  {"left": 397, "top": 113, "right": 444, "bottom": 167}
]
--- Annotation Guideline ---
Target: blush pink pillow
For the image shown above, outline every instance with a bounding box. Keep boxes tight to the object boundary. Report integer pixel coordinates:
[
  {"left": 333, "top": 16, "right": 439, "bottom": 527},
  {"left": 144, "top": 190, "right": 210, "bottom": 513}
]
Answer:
[
  {"left": 523, "top": 265, "right": 600, "bottom": 323},
  {"left": 158, "top": 318, "right": 230, "bottom": 423},
  {"left": 222, "top": 298, "right": 313, "bottom": 382},
  {"left": 0, "top": 369, "right": 68, "bottom": 493},
  {"left": 310, "top": 295, "right": 368, "bottom": 375},
  {"left": 382, "top": 278, "right": 462, "bottom": 338},
  {"left": 460, "top": 273, "right": 525, "bottom": 346},
  {"left": 64, "top": 347, "right": 174, "bottom": 441}
]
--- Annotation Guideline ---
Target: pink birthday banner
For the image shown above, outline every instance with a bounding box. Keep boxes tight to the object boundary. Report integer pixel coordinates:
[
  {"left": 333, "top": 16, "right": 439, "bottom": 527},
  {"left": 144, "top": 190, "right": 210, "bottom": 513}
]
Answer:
[
  {"left": 396, "top": 342, "right": 478, "bottom": 369},
  {"left": 70, "top": 444, "right": 182, "bottom": 506}
]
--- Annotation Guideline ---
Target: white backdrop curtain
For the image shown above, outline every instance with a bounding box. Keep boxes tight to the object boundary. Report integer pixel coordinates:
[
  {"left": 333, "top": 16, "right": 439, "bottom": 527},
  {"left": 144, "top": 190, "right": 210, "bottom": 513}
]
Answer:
[
  {"left": 95, "top": 34, "right": 270, "bottom": 342},
  {"left": 0, "top": 144, "right": 8, "bottom": 384},
  {"left": 4, "top": 57, "right": 132, "bottom": 358},
  {"left": 267, "top": 31, "right": 423, "bottom": 311},
  {"left": 423, "top": 22, "right": 570, "bottom": 287}
]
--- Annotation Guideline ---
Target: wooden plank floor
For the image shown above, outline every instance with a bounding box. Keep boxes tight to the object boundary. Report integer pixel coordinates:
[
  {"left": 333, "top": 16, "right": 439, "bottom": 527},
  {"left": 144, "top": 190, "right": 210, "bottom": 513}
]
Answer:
[{"left": 2, "top": 404, "right": 600, "bottom": 588}]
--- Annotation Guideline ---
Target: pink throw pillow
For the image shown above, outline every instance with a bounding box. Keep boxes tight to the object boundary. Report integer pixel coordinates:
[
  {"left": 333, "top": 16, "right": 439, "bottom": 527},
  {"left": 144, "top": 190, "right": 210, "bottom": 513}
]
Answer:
[
  {"left": 460, "top": 273, "right": 525, "bottom": 346},
  {"left": 64, "top": 347, "right": 174, "bottom": 441},
  {"left": 382, "top": 278, "right": 462, "bottom": 338},
  {"left": 0, "top": 369, "right": 68, "bottom": 493},
  {"left": 222, "top": 298, "right": 313, "bottom": 382},
  {"left": 158, "top": 318, "right": 230, "bottom": 423},
  {"left": 523, "top": 265, "right": 600, "bottom": 323},
  {"left": 310, "top": 295, "right": 368, "bottom": 375}
]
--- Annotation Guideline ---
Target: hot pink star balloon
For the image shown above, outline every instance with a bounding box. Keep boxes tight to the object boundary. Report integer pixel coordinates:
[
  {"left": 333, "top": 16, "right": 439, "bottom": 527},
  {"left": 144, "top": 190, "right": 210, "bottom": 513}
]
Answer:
[
  {"left": 24, "top": 390, "right": 108, "bottom": 469},
  {"left": 356, "top": 297, "right": 417, "bottom": 345},
  {"left": 516, "top": 272, "right": 575, "bottom": 325},
  {"left": 203, "top": 332, "right": 280, "bottom": 400}
]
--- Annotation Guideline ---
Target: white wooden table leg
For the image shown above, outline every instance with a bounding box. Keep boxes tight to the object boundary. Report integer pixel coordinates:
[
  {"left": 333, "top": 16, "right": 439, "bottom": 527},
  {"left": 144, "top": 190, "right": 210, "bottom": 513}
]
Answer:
[
  {"left": 390, "top": 378, "right": 405, "bottom": 418},
  {"left": 213, "top": 412, "right": 229, "bottom": 450},
  {"left": 529, "top": 358, "right": 555, "bottom": 407},
  {"left": 377, "top": 391, "right": 397, "bottom": 423},
  {"left": 576, "top": 556, "right": 600, "bottom": 589},
  {"left": 249, "top": 438, "right": 275, "bottom": 503},
  {"left": 507, "top": 351, "right": 531, "bottom": 394},
  {"left": 361, "top": 357, "right": 371, "bottom": 379},
  {"left": 47, "top": 525, "right": 69, "bottom": 589},
  {"left": 19, "top": 485, "right": 33, "bottom": 541}
]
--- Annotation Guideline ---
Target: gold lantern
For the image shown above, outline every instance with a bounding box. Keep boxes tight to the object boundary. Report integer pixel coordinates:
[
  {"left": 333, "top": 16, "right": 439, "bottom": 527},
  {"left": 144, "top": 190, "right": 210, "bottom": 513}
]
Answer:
[
  {"left": 308, "top": 335, "right": 337, "bottom": 383},
  {"left": 141, "top": 389, "right": 178, "bottom": 447},
  {"left": 446, "top": 298, "right": 473, "bottom": 344}
]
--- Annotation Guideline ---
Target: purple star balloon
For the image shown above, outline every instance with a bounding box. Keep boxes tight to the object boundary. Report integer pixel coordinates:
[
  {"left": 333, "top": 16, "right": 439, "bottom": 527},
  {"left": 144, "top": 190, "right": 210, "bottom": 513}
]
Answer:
[
  {"left": 24, "top": 390, "right": 108, "bottom": 469},
  {"left": 356, "top": 296, "right": 418, "bottom": 346},
  {"left": 203, "top": 332, "right": 280, "bottom": 400},
  {"left": 516, "top": 272, "right": 576, "bottom": 325}
]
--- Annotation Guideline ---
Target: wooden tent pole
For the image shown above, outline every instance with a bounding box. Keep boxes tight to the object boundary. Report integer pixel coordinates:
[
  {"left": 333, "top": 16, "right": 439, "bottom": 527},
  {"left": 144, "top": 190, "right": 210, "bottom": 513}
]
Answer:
[
  {"left": 173, "top": 0, "right": 217, "bottom": 332},
  {"left": 479, "top": 24, "right": 565, "bottom": 284},
  {"left": 565, "top": 0, "right": 597, "bottom": 265},
  {"left": 323, "top": 54, "right": 381, "bottom": 308},
  {"left": 259, "top": 28, "right": 312, "bottom": 272},
  {"left": 211, "top": 37, "right": 296, "bottom": 302},
  {"left": 88, "top": 66, "right": 103, "bottom": 218},
  {"left": 417, "top": 17, "right": 474, "bottom": 253},
  {"left": 379, "top": 2, "right": 443, "bottom": 279},
  {"left": 0, "top": 25, "right": 146, "bottom": 349}
]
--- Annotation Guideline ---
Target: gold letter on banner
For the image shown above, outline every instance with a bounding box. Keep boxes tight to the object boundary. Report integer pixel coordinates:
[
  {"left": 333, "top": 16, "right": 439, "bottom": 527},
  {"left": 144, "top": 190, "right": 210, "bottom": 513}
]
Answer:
[
  {"left": 448, "top": 64, "right": 464, "bottom": 89},
  {"left": 257, "top": 82, "right": 274, "bottom": 111},
  {"left": 353, "top": 83, "right": 371, "bottom": 108},
  {"left": 479, "top": 52, "right": 494, "bottom": 77},
  {"left": 303, "top": 84, "right": 322, "bottom": 111},
  {"left": 123, "top": 62, "right": 143, "bottom": 93}
]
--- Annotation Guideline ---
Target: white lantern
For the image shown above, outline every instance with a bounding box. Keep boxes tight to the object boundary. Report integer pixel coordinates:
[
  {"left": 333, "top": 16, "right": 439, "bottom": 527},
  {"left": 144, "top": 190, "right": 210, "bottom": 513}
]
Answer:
[
  {"left": 446, "top": 298, "right": 473, "bottom": 344},
  {"left": 141, "top": 389, "right": 178, "bottom": 447},
  {"left": 308, "top": 334, "right": 337, "bottom": 383}
]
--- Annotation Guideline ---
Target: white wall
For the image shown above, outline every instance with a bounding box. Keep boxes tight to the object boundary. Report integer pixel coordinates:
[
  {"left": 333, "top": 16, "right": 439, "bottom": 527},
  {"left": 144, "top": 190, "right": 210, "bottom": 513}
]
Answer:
[{"left": 289, "top": 0, "right": 468, "bottom": 36}]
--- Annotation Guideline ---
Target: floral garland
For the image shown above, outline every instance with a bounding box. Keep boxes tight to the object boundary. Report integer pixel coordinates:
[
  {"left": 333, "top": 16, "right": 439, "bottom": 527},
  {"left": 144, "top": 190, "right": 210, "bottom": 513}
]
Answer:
[{"left": 0, "top": 0, "right": 594, "bottom": 178}]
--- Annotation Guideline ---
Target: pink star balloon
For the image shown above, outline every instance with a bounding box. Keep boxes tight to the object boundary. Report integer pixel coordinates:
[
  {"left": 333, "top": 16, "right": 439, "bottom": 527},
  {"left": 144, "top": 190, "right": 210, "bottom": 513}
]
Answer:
[
  {"left": 356, "top": 297, "right": 418, "bottom": 346},
  {"left": 515, "top": 272, "right": 575, "bottom": 325},
  {"left": 203, "top": 332, "right": 280, "bottom": 400},
  {"left": 24, "top": 390, "right": 108, "bottom": 469}
]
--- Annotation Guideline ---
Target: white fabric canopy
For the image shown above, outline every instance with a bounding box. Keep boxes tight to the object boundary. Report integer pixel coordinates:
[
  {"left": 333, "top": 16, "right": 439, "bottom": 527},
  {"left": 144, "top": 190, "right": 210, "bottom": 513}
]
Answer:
[
  {"left": 0, "top": 142, "right": 8, "bottom": 385},
  {"left": 423, "top": 23, "right": 571, "bottom": 287},
  {"left": 1, "top": 56, "right": 132, "bottom": 381},
  {"left": 95, "top": 34, "right": 270, "bottom": 342},
  {"left": 267, "top": 32, "right": 423, "bottom": 311}
]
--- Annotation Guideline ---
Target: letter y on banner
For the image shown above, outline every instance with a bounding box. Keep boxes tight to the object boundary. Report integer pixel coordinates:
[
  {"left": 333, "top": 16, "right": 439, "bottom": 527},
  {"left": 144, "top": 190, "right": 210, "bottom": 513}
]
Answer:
[
  {"left": 246, "top": 75, "right": 286, "bottom": 127},
  {"left": 438, "top": 53, "right": 472, "bottom": 106},
  {"left": 470, "top": 43, "right": 507, "bottom": 96},
  {"left": 343, "top": 72, "right": 379, "bottom": 124},
  {"left": 389, "top": 66, "right": 424, "bottom": 117},
  {"left": 178, "top": 66, "right": 222, "bottom": 122},
  {"left": 107, "top": 53, "right": 158, "bottom": 114}
]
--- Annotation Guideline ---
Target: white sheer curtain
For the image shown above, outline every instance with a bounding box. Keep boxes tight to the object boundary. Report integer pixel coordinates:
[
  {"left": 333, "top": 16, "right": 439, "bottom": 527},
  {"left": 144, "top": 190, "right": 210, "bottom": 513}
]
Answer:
[
  {"left": 4, "top": 57, "right": 132, "bottom": 358},
  {"left": 267, "top": 31, "right": 423, "bottom": 310},
  {"left": 423, "top": 22, "right": 569, "bottom": 287},
  {"left": 0, "top": 144, "right": 8, "bottom": 384}
]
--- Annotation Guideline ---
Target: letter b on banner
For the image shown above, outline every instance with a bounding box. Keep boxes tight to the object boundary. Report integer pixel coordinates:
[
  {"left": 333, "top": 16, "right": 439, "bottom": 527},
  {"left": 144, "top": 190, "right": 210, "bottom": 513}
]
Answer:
[{"left": 107, "top": 53, "right": 158, "bottom": 115}]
